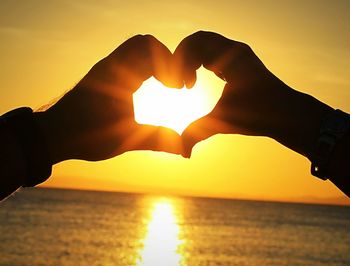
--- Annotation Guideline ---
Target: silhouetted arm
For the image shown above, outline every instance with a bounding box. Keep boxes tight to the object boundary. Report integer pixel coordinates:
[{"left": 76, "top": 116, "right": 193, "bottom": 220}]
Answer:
[
  {"left": 0, "top": 35, "right": 184, "bottom": 201},
  {"left": 175, "top": 31, "right": 350, "bottom": 197},
  {"left": 265, "top": 85, "right": 350, "bottom": 197},
  {"left": 0, "top": 121, "right": 26, "bottom": 199},
  {"left": 327, "top": 131, "right": 350, "bottom": 196},
  {"left": 0, "top": 112, "right": 52, "bottom": 200}
]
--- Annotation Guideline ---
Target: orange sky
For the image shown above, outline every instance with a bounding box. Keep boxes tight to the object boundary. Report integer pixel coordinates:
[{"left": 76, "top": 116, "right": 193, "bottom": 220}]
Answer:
[{"left": 0, "top": 0, "right": 349, "bottom": 205}]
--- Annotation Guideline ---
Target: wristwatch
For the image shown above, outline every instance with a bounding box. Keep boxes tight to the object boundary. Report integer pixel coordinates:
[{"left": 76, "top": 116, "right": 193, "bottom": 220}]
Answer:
[
  {"left": 311, "top": 109, "right": 350, "bottom": 180},
  {"left": 1, "top": 107, "right": 52, "bottom": 187}
]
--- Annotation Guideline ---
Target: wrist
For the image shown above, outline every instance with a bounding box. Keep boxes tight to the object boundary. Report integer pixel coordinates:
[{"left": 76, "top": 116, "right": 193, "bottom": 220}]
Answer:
[
  {"left": 34, "top": 110, "right": 68, "bottom": 164},
  {"left": 267, "top": 85, "right": 334, "bottom": 159}
]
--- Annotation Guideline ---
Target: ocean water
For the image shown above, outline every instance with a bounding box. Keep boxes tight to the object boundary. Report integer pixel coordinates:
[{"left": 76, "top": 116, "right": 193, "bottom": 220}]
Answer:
[{"left": 0, "top": 188, "right": 349, "bottom": 266}]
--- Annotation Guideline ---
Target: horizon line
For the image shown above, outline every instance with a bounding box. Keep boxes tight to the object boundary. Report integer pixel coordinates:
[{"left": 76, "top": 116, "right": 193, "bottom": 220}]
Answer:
[{"left": 36, "top": 185, "right": 350, "bottom": 207}]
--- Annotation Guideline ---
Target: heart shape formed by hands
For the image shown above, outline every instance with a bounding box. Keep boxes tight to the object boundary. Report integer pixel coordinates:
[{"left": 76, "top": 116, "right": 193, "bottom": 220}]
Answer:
[
  {"left": 49, "top": 31, "right": 281, "bottom": 162},
  {"left": 134, "top": 31, "right": 285, "bottom": 158}
]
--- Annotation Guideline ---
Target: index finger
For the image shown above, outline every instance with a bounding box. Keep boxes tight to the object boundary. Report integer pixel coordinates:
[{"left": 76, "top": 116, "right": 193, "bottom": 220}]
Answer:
[
  {"left": 173, "top": 31, "right": 243, "bottom": 88},
  {"left": 110, "top": 34, "right": 184, "bottom": 90}
]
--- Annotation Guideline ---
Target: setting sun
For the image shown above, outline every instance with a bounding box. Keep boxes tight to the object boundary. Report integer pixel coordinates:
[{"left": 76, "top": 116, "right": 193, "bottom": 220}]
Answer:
[{"left": 133, "top": 68, "right": 225, "bottom": 134}]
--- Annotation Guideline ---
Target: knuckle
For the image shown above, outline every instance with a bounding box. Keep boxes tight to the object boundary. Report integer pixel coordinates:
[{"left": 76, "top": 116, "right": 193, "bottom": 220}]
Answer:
[
  {"left": 141, "top": 34, "right": 160, "bottom": 48},
  {"left": 195, "top": 30, "right": 207, "bottom": 35},
  {"left": 193, "top": 30, "right": 212, "bottom": 39},
  {"left": 237, "top": 42, "right": 252, "bottom": 53},
  {"left": 142, "top": 34, "right": 156, "bottom": 41},
  {"left": 130, "top": 34, "right": 144, "bottom": 41},
  {"left": 123, "top": 35, "right": 145, "bottom": 49}
]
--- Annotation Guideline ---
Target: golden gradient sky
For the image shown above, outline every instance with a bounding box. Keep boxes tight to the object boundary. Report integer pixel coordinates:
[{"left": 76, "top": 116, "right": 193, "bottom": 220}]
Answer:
[{"left": 1, "top": 0, "right": 349, "bottom": 205}]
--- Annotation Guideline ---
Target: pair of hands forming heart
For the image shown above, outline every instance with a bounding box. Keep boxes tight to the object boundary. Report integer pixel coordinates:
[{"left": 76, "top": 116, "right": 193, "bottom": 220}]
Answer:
[{"left": 37, "top": 31, "right": 303, "bottom": 164}]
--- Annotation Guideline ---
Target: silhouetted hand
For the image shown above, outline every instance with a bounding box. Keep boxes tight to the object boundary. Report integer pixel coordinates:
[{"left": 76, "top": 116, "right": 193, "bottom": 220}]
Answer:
[
  {"left": 37, "top": 35, "right": 184, "bottom": 163},
  {"left": 174, "top": 31, "right": 331, "bottom": 158}
]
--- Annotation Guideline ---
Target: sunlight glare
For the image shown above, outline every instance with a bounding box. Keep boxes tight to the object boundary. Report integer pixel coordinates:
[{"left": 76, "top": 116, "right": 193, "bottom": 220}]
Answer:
[
  {"left": 137, "top": 199, "right": 183, "bottom": 266},
  {"left": 133, "top": 67, "right": 225, "bottom": 134}
]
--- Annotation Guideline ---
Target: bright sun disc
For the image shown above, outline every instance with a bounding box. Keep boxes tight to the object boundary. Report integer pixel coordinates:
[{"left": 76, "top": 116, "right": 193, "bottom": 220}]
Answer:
[{"left": 133, "top": 67, "right": 225, "bottom": 135}]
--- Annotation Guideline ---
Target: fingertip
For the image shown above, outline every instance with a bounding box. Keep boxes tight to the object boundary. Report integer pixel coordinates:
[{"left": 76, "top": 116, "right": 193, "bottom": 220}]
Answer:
[
  {"left": 181, "top": 133, "right": 195, "bottom": 158},
  {"left": 175, "top": 81, "right": 185, "bottom": 89},
  {"left": 161, "top": 78, "right": 184, "bottom": 89},
  {"left": 213, "top": 70, "right": 226, "bottom": 82},
  {"left": 182, "top": 150, "right": 192, "bottom": 159},
  {"left": 185, "top": 80, "right": 195, "bottom": 89},
  {"left": 184, "top": 70, "right": 197, "bottom": 89}
]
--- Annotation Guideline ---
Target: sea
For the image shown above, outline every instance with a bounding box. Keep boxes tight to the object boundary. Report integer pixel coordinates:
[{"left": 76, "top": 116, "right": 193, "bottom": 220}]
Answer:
[{"left": 0, "top": 188, "right": 349, "bottom": 266}]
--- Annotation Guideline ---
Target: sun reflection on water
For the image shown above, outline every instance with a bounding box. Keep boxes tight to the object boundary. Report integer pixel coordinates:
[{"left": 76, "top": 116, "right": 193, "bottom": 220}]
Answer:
[{"left": 137, "top": 198, "right": 184, "bottom": 266}]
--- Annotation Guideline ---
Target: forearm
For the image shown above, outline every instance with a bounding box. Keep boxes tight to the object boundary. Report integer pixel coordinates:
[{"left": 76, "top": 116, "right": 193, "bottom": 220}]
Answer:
[
  {"left": 0, "top": 122, "right": 26, "bottom": 200},
  {"left": 0, "top": 109, "right": 54, "bottom": 200},
  {"left": 328, "top": 131, "right": 350, "bottom": 196},
  {"left": 268, "top": 85, "right": 333, "bottom": 159},
  {"left": 33, "top": 110, "right": 67, "bottom": 165},
  {"left": 268, "top": 84, "right": 350, "bottom": 197}
]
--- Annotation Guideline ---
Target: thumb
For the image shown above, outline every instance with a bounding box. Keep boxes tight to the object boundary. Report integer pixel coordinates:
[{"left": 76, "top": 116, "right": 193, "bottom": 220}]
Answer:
[
  {"left": 123, "top": 124, "right": 183, "bottom": 155},
  {"left": 181, "top": 113, "right": 234, "bottom": 158},
  {"left": 181, "top": 116, "right": 218, "bottom": 158}
]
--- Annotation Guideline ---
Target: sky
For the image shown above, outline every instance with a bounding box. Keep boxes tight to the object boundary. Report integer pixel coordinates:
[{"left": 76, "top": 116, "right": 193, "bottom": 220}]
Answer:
[{"left": 1, "top": 0, "right": 350, "bottom": 205}]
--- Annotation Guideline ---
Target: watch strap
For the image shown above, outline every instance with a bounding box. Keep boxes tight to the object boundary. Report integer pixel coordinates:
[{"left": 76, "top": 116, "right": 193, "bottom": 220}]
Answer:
[{"left": 311, "top": 109, "right": 350, "bottom": 180}]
